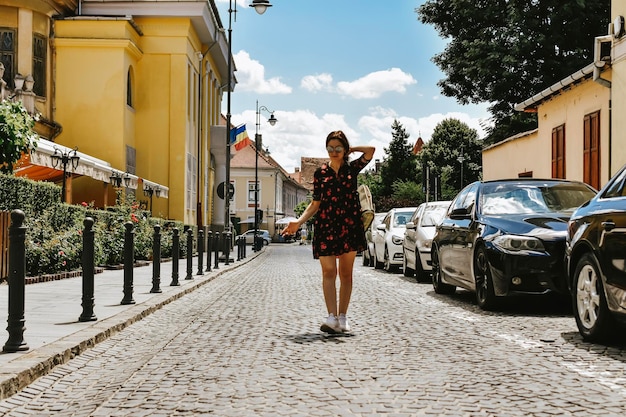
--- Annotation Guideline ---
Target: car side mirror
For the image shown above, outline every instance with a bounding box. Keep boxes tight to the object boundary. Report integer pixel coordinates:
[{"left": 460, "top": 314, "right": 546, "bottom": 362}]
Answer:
[
  {"left": 450, "top": 207, "right": 471, "bottom": 219},
  {"left": 376, "top": 224, "right": 386, "bottom": 231},
  {"left": 406, "top": 221, "right": 416, "bottom": 230}
]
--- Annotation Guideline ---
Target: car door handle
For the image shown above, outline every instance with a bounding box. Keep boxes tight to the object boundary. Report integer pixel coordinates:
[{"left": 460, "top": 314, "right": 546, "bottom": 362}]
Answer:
[{"left": 602, "top": 221, "right": 616, "bottom": 231}]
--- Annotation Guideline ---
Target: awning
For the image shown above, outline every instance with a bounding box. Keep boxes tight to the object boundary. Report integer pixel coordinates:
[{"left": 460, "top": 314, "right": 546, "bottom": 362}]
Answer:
[
  {"left": 276, "top": 216, "right": 298, "bottom": 225},
  {"left": 14, "top": 138, "right": 168, "bottom": 198}
]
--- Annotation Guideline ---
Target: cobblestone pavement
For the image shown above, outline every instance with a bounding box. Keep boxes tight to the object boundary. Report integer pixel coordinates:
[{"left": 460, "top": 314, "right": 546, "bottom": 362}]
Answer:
[{"left": 1, "top": 244, "right": 626, "bottom": 416}]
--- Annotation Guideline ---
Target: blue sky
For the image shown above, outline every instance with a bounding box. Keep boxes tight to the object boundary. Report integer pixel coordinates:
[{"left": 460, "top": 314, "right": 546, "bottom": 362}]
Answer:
[{"left": 216, "top": 0, "right": 490, "bottom": 172}]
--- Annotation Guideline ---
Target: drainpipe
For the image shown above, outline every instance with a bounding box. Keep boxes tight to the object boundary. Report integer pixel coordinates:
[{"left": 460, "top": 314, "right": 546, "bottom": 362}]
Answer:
[
  {"left": 593, "top": 35, "right": 613, "bottom": 178},
  {"left": 593, "top": 35, "right": 612, "bottom": 88}
]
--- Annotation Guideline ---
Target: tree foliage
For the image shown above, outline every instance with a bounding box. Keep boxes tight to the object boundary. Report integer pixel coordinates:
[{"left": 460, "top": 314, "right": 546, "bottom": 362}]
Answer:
[
  {"left": 0, "top": 100, "right": 38, "bottom": 173},
  {"left": 417, "top": 118, "right": 481, "bottom": 199},
  {"left": 417, "top": 0, "right": 610, "bottom": 144},
  {"left": 378, "top": 119, "right": 420, "bottom": 195}
]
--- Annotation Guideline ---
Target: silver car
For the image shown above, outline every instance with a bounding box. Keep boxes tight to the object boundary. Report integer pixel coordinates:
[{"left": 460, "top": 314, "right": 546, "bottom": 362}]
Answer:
[
  {"left": 402, "top": 201, "right": 451, "bottom": 281},
  {"left": 237, "top": 229, "right": 271, "bottom": 245},
  {"left": 362, "top": 213, "right": 387, "bottom": 267}
]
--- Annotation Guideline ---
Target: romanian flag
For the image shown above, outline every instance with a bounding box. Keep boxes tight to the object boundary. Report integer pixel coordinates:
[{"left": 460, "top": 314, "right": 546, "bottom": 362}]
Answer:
[{"left": 230, "top": 124, "right": 251, "bottom": 151}]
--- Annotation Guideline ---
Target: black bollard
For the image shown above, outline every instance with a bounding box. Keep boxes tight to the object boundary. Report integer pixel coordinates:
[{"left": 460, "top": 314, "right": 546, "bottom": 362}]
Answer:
[
  {"left": 170, "top": 228, "right": 180, "bottom": 286},
  {"left": 185, "top": 228, "right": 193, "bottom": 280},
  {"left": 205, "top": 230, "right": 212, "bottom": 272},
  {"left": 213, "top": 231, "right": 220, "bottom": 269},
  {"left": 79, "top": 217, "right": 97, "bottom": 322},
  {"left": 3, "top": 210, "right": 29, "bottom": 352},
  {"left": 121, "top": 221, "right": 136, "bottom": 305},
  {"left": 225, "top": 231, "right": 232, "bottom": 266},
  {"left": 236, "top": 236, "right": 241, "bottom": 261},
  {"left": 150, "top": 224, "right": 162, "bottom": 293},
  {"left": 196, "top": 229, "right": 204, "bottom": 275}
]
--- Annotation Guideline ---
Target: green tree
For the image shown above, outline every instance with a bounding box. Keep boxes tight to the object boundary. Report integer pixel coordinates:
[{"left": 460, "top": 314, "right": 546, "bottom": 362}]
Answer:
[
  {"left": 378, "top": 119, "right": 420, "bottom": 196},
  {"left": 417, "top": 0, "right": 610, "bottom": 144},
  {"left": 0, "top": 100, "right": 38, "bottom": 173},
  {"left": 418, "top": 118, "right": 481, "bottom": 199}
]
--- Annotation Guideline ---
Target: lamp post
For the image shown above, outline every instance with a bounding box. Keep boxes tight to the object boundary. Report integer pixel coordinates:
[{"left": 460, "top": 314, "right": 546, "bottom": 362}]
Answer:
[
  {"left": 143, "top": 185, "right": 161, "bottom": 214},
  {"left": 51, "top": 146, "right": 80, "bottom": 203},
  {"left": 224, "top": 0, "right": 274, "bottom": 233},
  {"left": 253, "top": 100, "right": 277, "bottom": 251},
  {"left": 457, "top": 145, "right": 465, "bottom": 189}
]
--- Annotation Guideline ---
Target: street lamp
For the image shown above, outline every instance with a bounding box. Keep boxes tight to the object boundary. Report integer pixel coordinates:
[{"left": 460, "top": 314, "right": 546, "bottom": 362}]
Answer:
[
  {"left": 50, "top": 146, "right": 80, "bottom": 203},
  {"left": 457, "top": 145, "right": 465, "bottom": 189},
  {"left": 224, "top": 0, "right": 274, "bottom": 233},
  {"left": 110, "top": 170, "right": 131, "bottom": 189},
  {"left": 143, "top": 185, "right": 161, "bottom": 214},
  {"left": 253, "top": 100, "right": 278, "bottom": 251}
]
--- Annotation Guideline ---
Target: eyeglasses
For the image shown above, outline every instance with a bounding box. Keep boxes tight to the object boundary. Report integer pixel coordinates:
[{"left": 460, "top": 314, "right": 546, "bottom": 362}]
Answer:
[{"left": 326, "top": 145, "right": 345, "bottom": 153}]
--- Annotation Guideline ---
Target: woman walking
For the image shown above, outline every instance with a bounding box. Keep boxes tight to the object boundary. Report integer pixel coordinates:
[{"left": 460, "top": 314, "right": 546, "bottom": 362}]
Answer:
[{"left": 282, "top": 130, "right": 375, "bottom": 333}]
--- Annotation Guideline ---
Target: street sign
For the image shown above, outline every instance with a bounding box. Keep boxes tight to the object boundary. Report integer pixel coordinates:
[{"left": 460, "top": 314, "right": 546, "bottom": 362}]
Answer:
[{"left": 217, "top": 182, "right": 235, "bottom": 200}]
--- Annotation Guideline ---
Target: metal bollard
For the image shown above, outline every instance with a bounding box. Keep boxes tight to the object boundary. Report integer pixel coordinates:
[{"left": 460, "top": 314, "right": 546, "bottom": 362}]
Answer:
[
  {"left": 236, "top": 236, "right": 241, "bottom": 261},
  {"left": 3, "top": 210, "right": 29, "bottom": 352},
  {"left": 197, "top": 229, "right": 204, "bottom": 275},
  {"left": 224, "top": 231, "right": 232, "bottom": 266},
  {"left": 150, "top": 224, "right": 162, "bottom": 293},
  {"left": 213, "top": 231, "right": 220, "bottom": 269},
  {"left": 170, "top": 228, "right": 180, "bottom": 286},
  {"left": 79, "top": 217, "right": 97, "bottom": 322},
  {"left": 205, "top": 230, "right": 212, "bottom": 272},
  {"left": 121, "top": 221, "right": 136, "bottom": 305},
  {"left": 185, "top": 228, "right": 193, "bottom": 280}
]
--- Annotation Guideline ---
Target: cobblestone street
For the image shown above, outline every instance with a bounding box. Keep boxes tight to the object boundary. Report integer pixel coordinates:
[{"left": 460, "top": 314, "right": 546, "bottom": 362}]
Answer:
[{"left": 1, "top": 244, "right": 626, "bottom": 416}]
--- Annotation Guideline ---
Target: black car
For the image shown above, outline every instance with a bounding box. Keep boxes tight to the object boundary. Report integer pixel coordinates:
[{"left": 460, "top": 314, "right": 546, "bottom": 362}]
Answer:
[
  {"left": 432, "top": 179, "right": 596, "bottom": 310},
  {"left": 566, "top": 164, "right": 626, "bottom": 342}
]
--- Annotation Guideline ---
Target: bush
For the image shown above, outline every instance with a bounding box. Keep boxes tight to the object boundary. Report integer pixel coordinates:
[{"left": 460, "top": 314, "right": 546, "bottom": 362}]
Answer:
[{"left": 0, "top": 175, "right": 191, "bottom": 277}]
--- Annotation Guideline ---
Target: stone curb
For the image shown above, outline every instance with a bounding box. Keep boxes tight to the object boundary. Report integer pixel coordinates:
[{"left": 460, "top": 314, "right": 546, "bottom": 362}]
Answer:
[{"left": 0, "top": 250, "right": 262, "bottom": 400}]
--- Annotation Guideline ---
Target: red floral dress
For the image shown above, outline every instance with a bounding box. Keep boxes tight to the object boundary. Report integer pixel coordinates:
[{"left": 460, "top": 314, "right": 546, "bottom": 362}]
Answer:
[{"left": 311, "top": 156, "right": 370, "bottom": 259}]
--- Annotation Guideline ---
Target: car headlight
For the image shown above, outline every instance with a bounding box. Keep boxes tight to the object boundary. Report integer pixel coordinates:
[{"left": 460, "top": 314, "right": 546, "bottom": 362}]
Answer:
[
  {"left": 492, "top": 235, "right": 545, "bottom": 252},
  {"left": 392, "top": 235, "right": 403, "bottom": 245},
  {"left": 419, "top": 239, "right": 432, "bottom": 250}
]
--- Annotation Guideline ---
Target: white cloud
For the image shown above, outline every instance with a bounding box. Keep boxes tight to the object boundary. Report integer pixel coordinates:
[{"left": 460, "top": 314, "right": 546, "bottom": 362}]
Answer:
[
  {"left": 300, "top": 73, "right": 334, "bottom": 93},
  {"left": 336, "top": 68, "right": 417, "bottom": 99},
  {"left": 233, "top": 50, "right": 292, "bottom": 94}
]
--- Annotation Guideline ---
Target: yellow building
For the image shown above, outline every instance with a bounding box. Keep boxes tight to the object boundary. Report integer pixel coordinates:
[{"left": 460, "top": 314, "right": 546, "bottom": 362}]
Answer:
[{"left": 1, "top": 0, "right": 233, "bottom": 226}]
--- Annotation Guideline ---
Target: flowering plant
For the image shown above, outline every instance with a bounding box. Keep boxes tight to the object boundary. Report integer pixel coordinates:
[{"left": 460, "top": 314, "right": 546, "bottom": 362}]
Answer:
[{"left": 0, "top": 100, "right": 38, "bottom": 173}]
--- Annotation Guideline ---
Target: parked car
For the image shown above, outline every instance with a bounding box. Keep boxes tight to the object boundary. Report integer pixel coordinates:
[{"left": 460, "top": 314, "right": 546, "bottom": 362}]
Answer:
[
  {"left": 373, "top": 207, "right": 418, "bottom": 272},
  {"left": 362, "top": 212, "right": 387, "bottom": 267},
  {"left": 566, "top": 164, "right": 626, "bottom": 342},
  {"left": 403, "top": 200, "right": 451, "bottom": 281},
  {"left": 431, "top": 179, "right": 596, "bottom": 310},
  {"left": 236, "top": 229, "right": 271, "bottom": 245}
]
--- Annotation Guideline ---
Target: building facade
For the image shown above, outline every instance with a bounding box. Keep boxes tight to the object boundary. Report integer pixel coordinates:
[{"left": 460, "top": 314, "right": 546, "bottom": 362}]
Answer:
[{"left": 2, "top": 0, "right": 231, "bottom": 225}]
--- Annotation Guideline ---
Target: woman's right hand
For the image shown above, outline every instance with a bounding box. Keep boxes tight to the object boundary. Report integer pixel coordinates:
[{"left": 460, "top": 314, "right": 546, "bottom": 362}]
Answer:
[{"left": 281, "top": 221, "right": 299, "bottom": 236}]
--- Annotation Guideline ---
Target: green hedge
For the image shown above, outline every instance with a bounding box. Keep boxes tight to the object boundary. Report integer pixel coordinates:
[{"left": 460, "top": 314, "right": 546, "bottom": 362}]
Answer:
[{"left": 0, "top": 174, "right": 190, "bottom": 278}]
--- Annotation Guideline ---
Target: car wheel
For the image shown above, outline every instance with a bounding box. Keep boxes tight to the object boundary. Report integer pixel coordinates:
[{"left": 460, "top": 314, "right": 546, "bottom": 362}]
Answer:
[
  {"left": 403, "top": 249, "right": 414, "bottom": 277},
  {"left": 573, "top": 253, "right": 616, "bottom": 343},
  {"left": 414, "top": 250, "right": 427, "bottom": 282},
  {"left": 431, "top": 247, "right": 455, "bottom": 295},
  {"left": 474, "top": 246, "right": 498, "bottom": 311},
  {"left": 374, "top": 245, "right": 384, "bottom": 269},
  {"left": 263, "top": 239, "right": 269, "bottom": 246},
  {"left": 383, "top": 247, "right": 395, "bottom": 272}
]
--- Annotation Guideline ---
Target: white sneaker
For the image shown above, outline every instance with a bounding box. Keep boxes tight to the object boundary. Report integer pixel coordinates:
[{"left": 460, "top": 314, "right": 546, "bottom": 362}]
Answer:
[
  {"left": 320, "top": 314, "right": 341, "bottom": 334},
  {"left": 338, "top": 314, "right": 351, "bottom": 333}
]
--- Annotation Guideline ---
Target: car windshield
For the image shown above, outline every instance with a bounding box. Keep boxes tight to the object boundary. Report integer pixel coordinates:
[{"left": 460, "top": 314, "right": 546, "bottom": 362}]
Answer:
[
  {"left": 421, "top": 205, "right": 448, "bottom": 226},
  {"left": 480, "top": 183, "right": 595, "bottom": 215},
  {"left": 393, "top": 211, "right": 414, "bottom": 227}
]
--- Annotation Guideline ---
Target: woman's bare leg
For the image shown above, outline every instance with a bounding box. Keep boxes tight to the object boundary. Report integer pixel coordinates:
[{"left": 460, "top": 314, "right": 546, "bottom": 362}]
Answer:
[
  {"left": 337, "top": 251, "right": 356, "bottom": 314},
  {"left": 319, "top": 256, "right": 338, "bottom": 316}
]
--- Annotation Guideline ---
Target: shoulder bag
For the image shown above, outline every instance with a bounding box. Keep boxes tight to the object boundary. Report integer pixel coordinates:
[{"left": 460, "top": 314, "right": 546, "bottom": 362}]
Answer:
[{"left": 358, "top": 184, "right": 375, "bottom": 230}]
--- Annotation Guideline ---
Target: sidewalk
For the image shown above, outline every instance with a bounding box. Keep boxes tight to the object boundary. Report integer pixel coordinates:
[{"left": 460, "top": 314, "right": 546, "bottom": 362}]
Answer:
[{"left": 0, "top": 248, "right": 261, "bottom": 400}]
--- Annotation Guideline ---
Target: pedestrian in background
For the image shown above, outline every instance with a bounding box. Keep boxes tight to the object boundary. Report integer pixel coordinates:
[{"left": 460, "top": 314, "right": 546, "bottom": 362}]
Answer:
[{"left": 282, "top": 130, "right": 375, "bottom": 333}]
